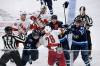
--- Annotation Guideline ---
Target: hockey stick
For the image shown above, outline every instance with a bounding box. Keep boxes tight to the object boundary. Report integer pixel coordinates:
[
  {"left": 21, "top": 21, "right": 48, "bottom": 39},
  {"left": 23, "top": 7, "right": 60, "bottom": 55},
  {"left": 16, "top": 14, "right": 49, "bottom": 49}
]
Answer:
[
  {"left": 63, "top": 1, "right": 69, "bottom": 24},
  {"left": 63, "top": 5, "right": 67, "bottom": 24}
]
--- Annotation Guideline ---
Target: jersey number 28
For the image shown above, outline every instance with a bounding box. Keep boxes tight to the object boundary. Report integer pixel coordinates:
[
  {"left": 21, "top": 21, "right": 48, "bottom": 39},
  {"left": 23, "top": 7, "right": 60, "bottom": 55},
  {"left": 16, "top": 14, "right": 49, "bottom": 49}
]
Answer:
[{"left": 45, "top": 35, "right": 55, "bottom": 43}]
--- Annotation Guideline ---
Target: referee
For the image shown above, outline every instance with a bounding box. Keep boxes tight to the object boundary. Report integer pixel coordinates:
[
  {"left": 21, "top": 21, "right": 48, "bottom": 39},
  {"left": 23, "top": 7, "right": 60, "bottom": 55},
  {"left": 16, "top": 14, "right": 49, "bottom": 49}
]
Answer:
[{"left": 0, "top": 26, "right": 25, "bottom": 66}]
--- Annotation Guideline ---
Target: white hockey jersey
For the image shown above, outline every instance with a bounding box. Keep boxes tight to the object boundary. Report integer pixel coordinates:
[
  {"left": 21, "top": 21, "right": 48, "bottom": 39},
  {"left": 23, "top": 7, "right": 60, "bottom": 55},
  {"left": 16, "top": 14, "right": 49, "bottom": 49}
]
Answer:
[
  {"left": 12, "top": 19, "right": 31, "bottom": 35},
  {"left": 42, "top": 29, "right": 61, "bottom": 50}
]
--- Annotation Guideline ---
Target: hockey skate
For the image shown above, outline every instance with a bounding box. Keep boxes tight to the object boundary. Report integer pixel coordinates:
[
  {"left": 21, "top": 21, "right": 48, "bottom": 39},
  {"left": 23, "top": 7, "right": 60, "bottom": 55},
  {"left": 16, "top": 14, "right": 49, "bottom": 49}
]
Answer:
[
  {"left": 29, "top": 56, "right": 32, "bottom": 64},
  {"left": 10, "top": 59, "right": 14, "bottom": 63}
]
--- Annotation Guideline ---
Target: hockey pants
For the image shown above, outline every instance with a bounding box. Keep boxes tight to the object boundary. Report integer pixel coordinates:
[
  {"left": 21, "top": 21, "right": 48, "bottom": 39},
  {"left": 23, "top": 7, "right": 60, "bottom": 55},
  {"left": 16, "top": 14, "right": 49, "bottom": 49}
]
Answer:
[
  {"left": 22, "top": 49, "right": 39, "bottom": 66},
  {"left": 60, "top": 38, "right": 70, "bottom": 66},
  {"left": 48, "top": 50, "right": 66, "bottom": 66}
]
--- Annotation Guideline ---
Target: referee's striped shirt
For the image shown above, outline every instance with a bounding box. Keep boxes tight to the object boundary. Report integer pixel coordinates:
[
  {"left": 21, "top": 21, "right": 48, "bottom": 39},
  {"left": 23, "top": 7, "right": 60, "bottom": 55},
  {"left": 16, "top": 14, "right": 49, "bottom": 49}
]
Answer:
[
  {"left": 2, "top": 34, "right": 25, "bottom": 50},
  {"left": 74, "top": 15, "right": 93, "bottom": 26}
]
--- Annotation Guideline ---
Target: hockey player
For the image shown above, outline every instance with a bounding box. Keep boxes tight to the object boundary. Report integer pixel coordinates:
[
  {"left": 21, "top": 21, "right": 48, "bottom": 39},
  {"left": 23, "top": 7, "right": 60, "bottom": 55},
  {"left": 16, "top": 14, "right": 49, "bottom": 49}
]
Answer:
[
  {"left": 18, "top": 12, "right": 31, "bottom": 35},
  {"left": 11, "top": 12, "right": 31, "bottom": 62},
  {"left": 42, "top": 26, "right": 66, "bottom": 66},
  {"left": 12, "top": 12, "right": 30, "bottom": 34},
  {"left": 22, "top": 30, "right": 41, "bottom": 66},
  {"left": 0, "top": 26, "right": 25, "bottom": 66},
  {"left": 74, "top": 6, "right": 93, "bottom": 59},
  {"left": 12, "top": 12, "right": 31, "bottom": 47},
  {"left": 70, "top": 19, "right": 91, "bottom": 66},
  {"left": 48, "top": 15, "right": 70, "bottom": 66},
  {"left": 47, "top": 15, "right": 63, "bottom": 30},
  {"left": 30, "top": 6, "right": 50, "bottom": 30}
]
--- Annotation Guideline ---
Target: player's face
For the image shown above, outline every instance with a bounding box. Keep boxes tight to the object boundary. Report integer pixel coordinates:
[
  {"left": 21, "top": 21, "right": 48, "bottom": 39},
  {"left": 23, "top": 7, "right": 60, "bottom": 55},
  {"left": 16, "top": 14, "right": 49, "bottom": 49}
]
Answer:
[
  {"left": 80, "top": 10, "right": 85, "bottom": 16},
  {"left": 21, "top": 15, "right": 26, "bottom": 21},
  {"left": 75, "top": 22, "right": 81, "bottom": 27},
  {"left": 6, "top": 30, "right": 12, "bottom": 35},
  {"left": 51, "top": 19, "right": 57, "bottom": 24}
]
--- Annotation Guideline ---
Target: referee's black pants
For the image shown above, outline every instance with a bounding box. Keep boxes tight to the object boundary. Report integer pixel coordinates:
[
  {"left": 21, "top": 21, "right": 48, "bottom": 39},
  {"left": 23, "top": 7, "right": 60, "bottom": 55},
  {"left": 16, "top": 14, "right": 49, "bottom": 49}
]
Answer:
[{"left": 0, "top": 50, "right": 23, "bottom": 66}]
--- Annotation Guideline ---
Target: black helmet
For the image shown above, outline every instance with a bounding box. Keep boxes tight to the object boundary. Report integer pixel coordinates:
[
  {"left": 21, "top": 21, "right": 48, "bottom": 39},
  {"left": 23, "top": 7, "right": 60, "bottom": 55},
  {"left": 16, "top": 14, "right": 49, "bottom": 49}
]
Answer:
[
  {"left": 32, "top": 30, "right": 40, "bottom": 37},
  {"left": 79, "top": 6, "right": 86, "bottom": 11},
  {"left": 5, "top": 26, "right": 12, "bottom": 33},
  {"left": 51, "top": 15, "right": 57, "bottom": 20}
]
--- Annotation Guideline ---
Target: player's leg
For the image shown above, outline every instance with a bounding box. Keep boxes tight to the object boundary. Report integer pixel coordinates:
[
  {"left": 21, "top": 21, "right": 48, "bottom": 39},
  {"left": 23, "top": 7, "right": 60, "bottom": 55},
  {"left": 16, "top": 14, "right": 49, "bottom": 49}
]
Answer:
[
  {"left": 31, "top": 50, "right": 39, "bottom": 61},
  {"left": 86, "top": 30, "right": 92, "bottom": 59},
  {"left": 46, "top": 0, "right": 53, "bottom": 15},
  {"left": 63, "top": 51, "right": 70, "bottom": 66},
  {"left": 0, "top": 62, "right": 6, "bottom": 66},
  {"left": 28, "top": 50, "right": 39, "bottom": 64},
  {"left": 11, "top": 51, "right": 23, "bottom": 66},
  {"left": 71, "top": 42, "right": 80, "bottom": 61},
  {"left": 22, "top": 50, "right": 30, "bottom": 66},
  {"left": 58, "top": 53, "right": 66, "bottom": 66},
  {"left": 81, "top": 43, "right": 90, "bottom": 66},
  {"left": 43, "top": 0, "right": 47, "bottom": 5},
  {"left": 48, "top": 50, "right": 56, "bottom": 66},
  {"left": 0, "top": 52, "right": 11, "bottom": 66},
  {"left": 61, "top": 38, "right": 70, "bottom": 66}
]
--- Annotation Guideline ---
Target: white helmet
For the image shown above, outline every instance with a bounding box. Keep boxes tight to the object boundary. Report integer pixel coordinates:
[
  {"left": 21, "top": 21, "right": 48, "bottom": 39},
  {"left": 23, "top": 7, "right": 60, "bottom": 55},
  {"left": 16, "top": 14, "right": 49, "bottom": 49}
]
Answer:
[{"left": 44, "top": 26, "right": 52, "bottom": 33}]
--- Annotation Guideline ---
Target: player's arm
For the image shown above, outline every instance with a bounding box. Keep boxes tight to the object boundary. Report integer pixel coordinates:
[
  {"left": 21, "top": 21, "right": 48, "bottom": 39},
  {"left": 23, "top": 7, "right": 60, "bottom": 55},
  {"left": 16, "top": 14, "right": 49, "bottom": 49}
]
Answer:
[
  {"left": 58, "top": 21, "right": 66, "bottom": 35},
  {"left": 56, "top": 28, "right": 66, "bottom": 35},
  {"left": 18, "top": 23, "right": 22, "bottom": 33},
  {"left": 14, "top": 35, "right": 25, "bottom": 43},
  {"left": 74, "top": 15, "right": 80, "bottom": 22},
  {"left": 86, "top": 15, "right": 93, "bottom": 26},
  {"left": 2, "top": 36, "right": 6, "bottom": 46}
]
